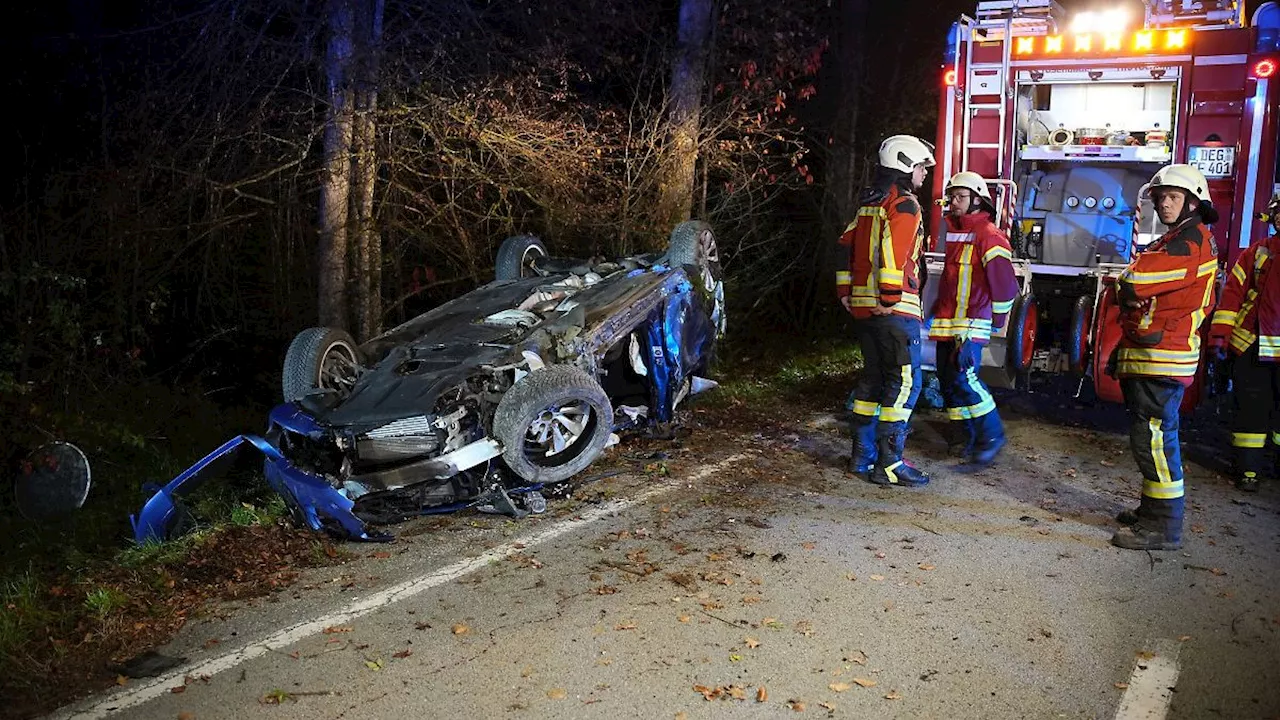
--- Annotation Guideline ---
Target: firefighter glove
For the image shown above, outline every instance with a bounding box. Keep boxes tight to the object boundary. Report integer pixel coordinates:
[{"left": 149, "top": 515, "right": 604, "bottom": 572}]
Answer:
[{"left": 1104, "top": 345, "right": 1120, "bottom": 379}]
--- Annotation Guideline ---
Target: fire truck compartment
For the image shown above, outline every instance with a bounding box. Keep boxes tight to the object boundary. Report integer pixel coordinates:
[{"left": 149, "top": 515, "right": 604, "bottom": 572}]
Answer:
[{"left": 1017, "top": 165, "right": 1155, "bottom": 266}]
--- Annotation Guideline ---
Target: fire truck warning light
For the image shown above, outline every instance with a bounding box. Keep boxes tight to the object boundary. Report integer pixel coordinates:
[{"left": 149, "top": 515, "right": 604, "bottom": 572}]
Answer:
[{"left": 1014, "top": 29, "right": 1192, "bottom": 57}]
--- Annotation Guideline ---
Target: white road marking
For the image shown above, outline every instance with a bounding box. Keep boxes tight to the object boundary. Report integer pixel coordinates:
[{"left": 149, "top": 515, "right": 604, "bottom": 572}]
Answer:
[
  {"left": 47, "top": 454, "right": 747, "bottom": 720},
  {"left": 1114, "top": 639, "right": 1182, "bottom": 720}
]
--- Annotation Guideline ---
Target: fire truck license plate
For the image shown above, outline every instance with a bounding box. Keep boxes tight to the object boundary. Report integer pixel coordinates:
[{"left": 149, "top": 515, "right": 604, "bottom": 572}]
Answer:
[{"left": 1188, "top": 146, "right": 1235, "bottom": 178}]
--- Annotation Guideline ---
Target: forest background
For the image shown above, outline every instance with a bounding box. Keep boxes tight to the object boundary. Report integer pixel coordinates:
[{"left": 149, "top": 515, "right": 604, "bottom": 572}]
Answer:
[{"left": 0, "top": 0, "right": 983, "bottom": 564}]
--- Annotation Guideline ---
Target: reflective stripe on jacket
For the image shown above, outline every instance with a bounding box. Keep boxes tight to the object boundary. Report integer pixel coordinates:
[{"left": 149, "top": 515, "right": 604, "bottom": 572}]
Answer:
[
  {"left": 928, "top": 211, "right": 1018, "bottom": 344},
  {"left": 1209, "top": 235, "right": 1280, "bottom": 362},
  {"left": 836, "top": 185, "right": 925, "bottom": 320},
  {"left": 1115, "top": 219, "right": 1218, "bottom": 383}
]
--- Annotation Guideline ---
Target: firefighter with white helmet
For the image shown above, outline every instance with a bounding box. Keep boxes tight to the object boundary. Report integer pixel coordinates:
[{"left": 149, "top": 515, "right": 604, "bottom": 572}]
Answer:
[
  {"left": 836, "top": 135, "right": 935, "bottom": 487},
  {"left": 1110, "top": 163, "right": 1219, "bottom": 551},
  {"left": 929, "top": 172, "right": 1019, "bottom": 466},
  {"left": 1207, "top": 191, "right": 1280, "bottom": 491}
]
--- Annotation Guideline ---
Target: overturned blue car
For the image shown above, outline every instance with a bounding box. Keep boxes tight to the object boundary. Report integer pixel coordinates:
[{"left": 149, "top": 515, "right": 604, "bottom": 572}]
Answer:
[{"left": 132, "top": 222, "right": 725, "bottom": 543}]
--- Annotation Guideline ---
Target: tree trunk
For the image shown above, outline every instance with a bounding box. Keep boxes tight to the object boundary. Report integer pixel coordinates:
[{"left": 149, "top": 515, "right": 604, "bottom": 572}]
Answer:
[
  {"left": 820, "top": 0, "right": 871, "bottom": 316},
  {"left": 825, "top": 0, "right": 871, "bottom": 232},
  {"left": 318, "top": 0, "right": 356, "bottom": 329},
  {"left": 657, "top": 0, "right": 714, "bottom": 233},
  {"left": 352, "top": 0, "right": 385, "bottom": 339}
]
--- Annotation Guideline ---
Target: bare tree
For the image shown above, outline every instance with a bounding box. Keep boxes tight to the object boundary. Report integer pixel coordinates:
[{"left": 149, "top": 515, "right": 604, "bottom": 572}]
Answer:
[
  {"left": 318, "top": 0, "right": 356, "bottom": 329},
  {"left": 656, "top": 0, "right": 715, "bottom": 231},
  {"left": 352, "top": 0, "right": 385, "bottom": 338}
]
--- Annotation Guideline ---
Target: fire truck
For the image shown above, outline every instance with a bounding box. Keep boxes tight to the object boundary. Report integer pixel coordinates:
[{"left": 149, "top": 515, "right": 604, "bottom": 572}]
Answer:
[{"left": 924, "top": 0, "right": 1280, "bottom": 407}]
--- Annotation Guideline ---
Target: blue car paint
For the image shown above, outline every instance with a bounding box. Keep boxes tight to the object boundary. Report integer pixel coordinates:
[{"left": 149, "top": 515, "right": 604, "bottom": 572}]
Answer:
[{"left": 132, "top": 404, "right": 387, "bottom": 544}]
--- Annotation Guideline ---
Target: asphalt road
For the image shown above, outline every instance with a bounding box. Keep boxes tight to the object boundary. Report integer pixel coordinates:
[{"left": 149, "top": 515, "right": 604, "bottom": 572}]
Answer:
[{"left": 47, "top": 399, "right": 1280, "bottom": 720}]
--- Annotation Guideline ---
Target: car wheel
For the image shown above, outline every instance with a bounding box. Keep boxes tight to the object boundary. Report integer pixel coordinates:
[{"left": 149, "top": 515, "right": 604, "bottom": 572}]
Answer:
[
  {"left": 495, "top": 234, "right": 548, "bottom": 281},
  {"left": 1006, "top": 293, "right": 1038, "bottom": 373},
  {"left": 1067, "top": 294, "right": 1092, "bottom": 376},
  {"left": 281, "top": 327, "right": 363, "bottom": 403},
  {"left": 492, "top": 365, "right": 614, "bottom": 484},
  {"left": 666, "top": 220, "right": 725, "bottom": 336}
]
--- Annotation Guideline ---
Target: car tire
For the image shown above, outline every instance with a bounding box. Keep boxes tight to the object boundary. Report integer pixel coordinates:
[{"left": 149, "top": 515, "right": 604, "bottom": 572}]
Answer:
[
  {"left": 666, "top": 221, "right": 722, "bottom": 279},
  {"left": 1067, "top": 294, "right": 1092, "bottom": 376},
  {"left": 1006, "top": 293, "right": 1038, "bottom": 373},
  {"left": 492, "top": 365, "right": 614, "bottom": 484},
  {"left": 495, "top": 234, "right": 548, "bottom": 281},
  {"left": 666, "top": 220, "right": 726, "bottom": 336},
  {"left": 281, "top": 327, "right": 363, "bottom": 403}
]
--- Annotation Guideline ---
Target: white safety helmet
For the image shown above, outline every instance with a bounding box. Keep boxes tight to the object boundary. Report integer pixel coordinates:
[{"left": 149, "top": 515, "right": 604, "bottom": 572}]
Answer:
[
  {"left": 945, "top": 171, "right": 993, "bottom": 202},
  {"left": 1148, "top": 164, "right": 1211, "bottom": 204},
  {"left": 879, "top": 135, "right": 937, "bottom": 174}
]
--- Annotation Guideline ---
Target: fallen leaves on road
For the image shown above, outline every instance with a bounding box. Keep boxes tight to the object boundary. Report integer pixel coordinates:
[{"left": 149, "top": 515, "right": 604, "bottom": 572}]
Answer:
[
  {"left": 178, "top": 713, "right": 195, "bottom": 720},
  {"left": 757, "top": 686, "right": 768, "bottom": 702},
  {"left": 918, "top": 563, "right": 936, "bottom": 571},
  {"left": 392, "top": 649, "right": 412, "bottom": 659},
  {"left": 787, "top": 699, "right": 806, "bottom": 711},
  {"left": 323, "top": 626, "right": 353, "bottom": 634},
  {"left": 451, "top": 623, "right": 470, "bottom": 635},
  {"left": 594, "top": 585, "right": 619, "bottom": 595},
  {"left": 745, "top": 637, "right": 760, "bottom": 649},
  {"left": 852, "top": 678, "right": 877, "bottom": 688},
  {"left": 678, "top": 614, "right": 692, "bottom": 623},
  {"left": 693, "top": 684, "right": 748, "bottom": 701},
  {"left": 801, "top": 542, "right": 816, "bottom": 550},
  {"left": 1178, "top": 635, "right": 1192, "bottom": 642},
  {"left": 364, "top": 658, "right": 384, "bottom": 671},
  {"left": 1114, "top": 682, "right": 1129, "bottom": 690},
  {"left": 547, "top": 688, "right": 567, "bottom": 700},
  {"left": 884, "top": 690, "right": 902, "bottom": 700},
  {"left": 828, "top": 682, "right": 852, "bottom": 692},
  {"left": 260, "top": 689, "right": 293, "bottom": 704},
  {"left": 869, "top": 575, "right": 885, "bottom": 582},
  {"left": 614, "top": 622, "right": 637, "bottom": 631}
]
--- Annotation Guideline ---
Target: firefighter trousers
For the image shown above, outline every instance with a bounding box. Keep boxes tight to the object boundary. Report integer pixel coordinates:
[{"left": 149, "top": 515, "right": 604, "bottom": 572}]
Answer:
[
  {"left": 1230, "top": 344, "right": 1280, "bottom": 477},
  {"left": 850, "top": 316, "right": 922, "bottom": 442},
  {"left": 1120, "top": 376, "right": 1185, "bottom": 539},
  {"left": 936, "top": 339, "right": 1002, "bottom": 446}
]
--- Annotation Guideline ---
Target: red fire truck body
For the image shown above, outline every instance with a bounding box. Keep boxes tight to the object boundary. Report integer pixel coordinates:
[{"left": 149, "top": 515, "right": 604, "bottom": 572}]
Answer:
[{"left": 924, "top": 0, "right": 1280, "bottom": 405}]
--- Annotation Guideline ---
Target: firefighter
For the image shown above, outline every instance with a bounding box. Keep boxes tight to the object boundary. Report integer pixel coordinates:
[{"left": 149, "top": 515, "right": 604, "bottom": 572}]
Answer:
[
  {"left": 1207, "top": 193, "right": 1280, "bottom": 492},
  {"left": 929, "top": 172, "right": 1019, "bottom": 465},
  {"left": 1110, "top": 164, "right": 1219, "bottom": 551},
  {"left": 836, "top": 134, "right": 935, "bottom": 487}
]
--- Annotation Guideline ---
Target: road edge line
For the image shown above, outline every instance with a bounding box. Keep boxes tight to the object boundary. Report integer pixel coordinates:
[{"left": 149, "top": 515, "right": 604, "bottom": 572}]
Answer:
[{"left": 1114, "top": 638, "right": 1182, "bottom": 720}]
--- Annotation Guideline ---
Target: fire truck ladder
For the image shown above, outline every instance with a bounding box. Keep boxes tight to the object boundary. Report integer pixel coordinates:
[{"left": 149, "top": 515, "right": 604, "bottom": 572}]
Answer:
[{"left": 961, "top": 1, "right": 1063, "bottom": 183}]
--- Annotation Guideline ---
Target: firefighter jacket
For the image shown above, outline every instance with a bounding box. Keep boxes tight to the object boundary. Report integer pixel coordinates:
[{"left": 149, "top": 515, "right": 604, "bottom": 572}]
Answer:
[
  {"left": 1115, "top": 218, "right": 1218, "bottom": 384},
  {"left": 836, "top": 184, "right": 926, "bottom": 320},
  {"left": 1208, "top": 234, "right": 1280, "bottom": 361},
  {"left": 928, "top": 211, "right": 1019, "bottom": 343}
]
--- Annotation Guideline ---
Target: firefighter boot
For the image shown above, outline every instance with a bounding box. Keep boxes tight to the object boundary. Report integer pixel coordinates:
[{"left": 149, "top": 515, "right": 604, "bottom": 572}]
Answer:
[
  {"left": 968, "top": 411, "right": 1006, "bottom": 466},
  {"left": 1234, "top": 445, "right": 1263, "bottom": 492},
  {"left": 850, "top": 417, "right": 878, "bottom": 475},
  {"left": 1111, "top": 497, "right": 1183, "bottom": 551},
  {"left": 948, "top": 419, "right": 975, "bottom": 458},
  {"left": 868, "top": 425, "right": 930, "bottom": 487},
  {"left": 1235, "top": 471, "right": 1260, "bottom": 493}
]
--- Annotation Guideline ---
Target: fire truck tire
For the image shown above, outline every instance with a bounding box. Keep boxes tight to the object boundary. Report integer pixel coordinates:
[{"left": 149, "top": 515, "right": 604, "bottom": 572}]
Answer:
[
  {"left": 1006, "top": 293, "right": 1038, "bottom": 373},
  {"left": 1067, "top": 295, "right": 1092, "bottom": 375}
]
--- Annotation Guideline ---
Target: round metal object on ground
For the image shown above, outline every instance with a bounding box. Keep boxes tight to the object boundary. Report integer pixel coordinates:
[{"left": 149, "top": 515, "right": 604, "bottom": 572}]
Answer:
[{"left": 14, "top": 442, "right": 91, "bottom": 520}]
